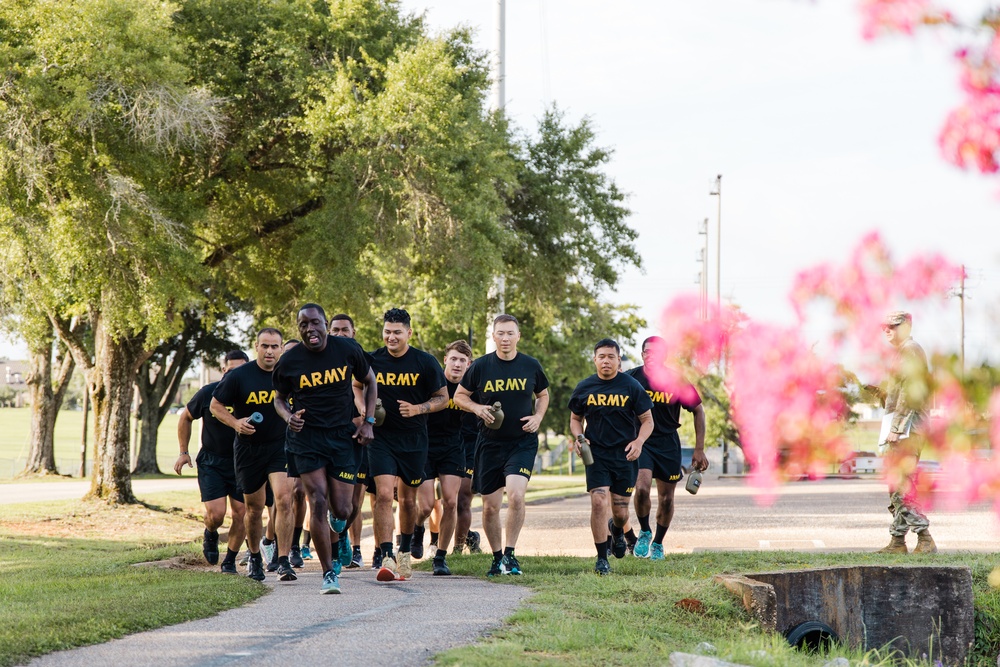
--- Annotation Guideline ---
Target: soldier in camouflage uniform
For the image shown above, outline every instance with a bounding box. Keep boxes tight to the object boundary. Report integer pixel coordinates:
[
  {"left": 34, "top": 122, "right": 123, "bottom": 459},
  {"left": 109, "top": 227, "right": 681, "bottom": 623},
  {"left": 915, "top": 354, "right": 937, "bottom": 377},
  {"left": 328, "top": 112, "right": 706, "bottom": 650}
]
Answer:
[{"left": 874, "top": 311, "right": 936, "bottom": 554}]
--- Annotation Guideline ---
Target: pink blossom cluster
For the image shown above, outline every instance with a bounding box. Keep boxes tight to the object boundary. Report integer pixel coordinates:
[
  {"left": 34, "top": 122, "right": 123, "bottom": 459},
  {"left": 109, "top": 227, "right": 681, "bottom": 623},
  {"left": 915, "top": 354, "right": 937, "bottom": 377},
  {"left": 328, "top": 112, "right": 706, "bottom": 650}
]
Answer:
[{"left": 858, "top": 0, "right": 952, "bottom": 40}]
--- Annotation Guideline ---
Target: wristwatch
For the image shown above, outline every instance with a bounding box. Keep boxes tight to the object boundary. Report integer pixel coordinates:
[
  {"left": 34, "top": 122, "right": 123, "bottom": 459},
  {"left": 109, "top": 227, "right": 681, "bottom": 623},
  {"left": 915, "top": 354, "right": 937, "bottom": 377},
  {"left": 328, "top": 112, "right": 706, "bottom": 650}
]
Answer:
[{"left": 365, "top": 416, "right": 376, "bottom": 425}]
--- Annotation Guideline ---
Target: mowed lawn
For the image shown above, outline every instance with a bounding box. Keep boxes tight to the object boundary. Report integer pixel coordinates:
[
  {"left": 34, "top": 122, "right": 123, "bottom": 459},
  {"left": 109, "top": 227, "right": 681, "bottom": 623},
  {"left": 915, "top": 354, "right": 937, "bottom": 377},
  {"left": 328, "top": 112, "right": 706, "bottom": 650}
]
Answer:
[{"left": 0, "top": 409, "right": 189, "bottom": 479}]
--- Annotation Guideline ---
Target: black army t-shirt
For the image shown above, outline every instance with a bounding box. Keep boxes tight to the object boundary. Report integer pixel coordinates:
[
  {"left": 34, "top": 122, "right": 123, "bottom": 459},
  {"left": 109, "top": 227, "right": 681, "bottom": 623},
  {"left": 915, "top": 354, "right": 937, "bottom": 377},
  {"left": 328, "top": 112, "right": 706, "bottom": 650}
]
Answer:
[
  {"left": 369, "top": 346, "right": 446, "bottom": 432},
  {"left": 186, "top": 381, "right": 237, "bottom": 458},
  {"left": 626, "top": 365, "right": 701, "bottom": 438},
  {"left": 212, "top": 361, "right": 285, "bottom": 446},
  {"left": 272, "top": 335, "right": 371, "bottom": 430},
  {"left": 427, "top": 380, "right": 463, "bottom": 442},
  {"left": 461, "top": 352, "right": 549, "bottom": 441},
  {"left": 568, "top": 372, "right": 653, "bottom": 449}
]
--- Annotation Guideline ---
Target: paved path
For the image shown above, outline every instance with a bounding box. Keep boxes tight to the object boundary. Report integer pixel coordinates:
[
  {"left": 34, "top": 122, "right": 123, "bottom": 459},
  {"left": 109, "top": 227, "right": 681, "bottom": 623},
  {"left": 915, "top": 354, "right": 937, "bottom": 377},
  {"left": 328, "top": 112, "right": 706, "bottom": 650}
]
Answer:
[
  {"left": 16, "top": 474, "right": 1000, "bottom": 666},
  {"left": 0, "top": 478, "right": 198, "bottom": 505}
]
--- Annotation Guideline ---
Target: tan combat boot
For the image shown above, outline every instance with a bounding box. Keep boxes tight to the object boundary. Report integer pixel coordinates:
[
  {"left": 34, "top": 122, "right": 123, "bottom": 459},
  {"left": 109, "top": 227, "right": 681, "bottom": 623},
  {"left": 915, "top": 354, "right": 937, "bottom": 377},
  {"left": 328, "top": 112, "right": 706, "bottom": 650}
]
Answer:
[
  {"left": 913, "top": 530, "right": 937, "bottom": 554},
  {"left": 877, "top": 534, "right": 908, "bottom": 554}
]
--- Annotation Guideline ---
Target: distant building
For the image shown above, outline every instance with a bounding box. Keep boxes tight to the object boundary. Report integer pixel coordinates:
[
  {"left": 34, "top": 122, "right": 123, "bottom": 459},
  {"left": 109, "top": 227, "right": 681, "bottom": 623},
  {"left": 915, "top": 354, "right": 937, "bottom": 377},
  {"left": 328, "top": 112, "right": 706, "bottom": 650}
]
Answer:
[{"left": 0, "top": 358, "right": 30, "bottom": 407}]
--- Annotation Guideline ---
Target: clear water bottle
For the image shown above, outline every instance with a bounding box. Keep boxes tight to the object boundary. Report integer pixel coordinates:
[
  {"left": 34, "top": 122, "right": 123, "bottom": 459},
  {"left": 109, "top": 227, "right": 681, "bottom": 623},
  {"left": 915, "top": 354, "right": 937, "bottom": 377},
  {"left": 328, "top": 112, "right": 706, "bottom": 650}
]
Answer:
[{"left": 685, "top": 469, "right": 703, "bottom": 495}]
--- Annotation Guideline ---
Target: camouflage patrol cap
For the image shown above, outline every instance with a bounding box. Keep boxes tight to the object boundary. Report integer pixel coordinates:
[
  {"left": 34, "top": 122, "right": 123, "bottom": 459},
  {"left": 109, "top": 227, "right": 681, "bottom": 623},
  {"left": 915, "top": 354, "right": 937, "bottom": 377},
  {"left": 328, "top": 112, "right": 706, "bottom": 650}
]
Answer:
[{"left": 883, "top": 311, "right": 911, "bottom": 327}]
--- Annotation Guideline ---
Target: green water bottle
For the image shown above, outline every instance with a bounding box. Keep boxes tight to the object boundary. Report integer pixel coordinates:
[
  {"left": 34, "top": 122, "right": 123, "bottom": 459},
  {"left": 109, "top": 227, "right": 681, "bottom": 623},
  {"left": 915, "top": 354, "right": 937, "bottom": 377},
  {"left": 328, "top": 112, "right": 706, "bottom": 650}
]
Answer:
[
  {"left": 576, "top": 434, "right": 594, "bottom": 466},
  {"left": 373, "top": 399, "right": 386, "bottom": 427},
  {"left": 485, "top": 402, "right": 504, "bottom": 430}
]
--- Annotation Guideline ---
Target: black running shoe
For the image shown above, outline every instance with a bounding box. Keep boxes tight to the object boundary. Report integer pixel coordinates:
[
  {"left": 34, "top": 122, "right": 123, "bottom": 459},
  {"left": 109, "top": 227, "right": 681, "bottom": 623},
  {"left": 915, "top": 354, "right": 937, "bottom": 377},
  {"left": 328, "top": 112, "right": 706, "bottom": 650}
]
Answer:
[
  {"left": 432, "top": 557, "right": 451, "bottom": 576},
  {"left": 289, "top": 546, "right": 304, "bottom": 568},
  {"left": 411, "top": 525, "right": 425, "bottom": 560},
  {"left": 612, "top": 533, "right": 627, "bottom": 560},
  {"left": 500, "top": 554, "right": 522, "bottom": 575},
  {"left": 266, "top": 551, "right": 280, "bottom": 572},
  {"left": 247, "top": 557, "right": 265, "bottom": 582},
  {"left": 220, "top": 560, "right": 237, "bottom": 575},
  {"left": 466, "top": 530, "right": 482, "bottom": 554},
  {"left": 348, "top": 547, "right": 363, "bottom": 569},
  {"left": 487, "top": 557, "right": 503, "bottom": 577},
  {"left": 371, "top": 548, "right": 383, "bottom": 570},
  {"left": 202, "top": 529, "right": 220, "bottom": 565},
  {"left": 277, "top": 561, "right": 297, "bottom": 582},
  {"left": 595, "top": 557, "right": 611, "bottom": 576}
]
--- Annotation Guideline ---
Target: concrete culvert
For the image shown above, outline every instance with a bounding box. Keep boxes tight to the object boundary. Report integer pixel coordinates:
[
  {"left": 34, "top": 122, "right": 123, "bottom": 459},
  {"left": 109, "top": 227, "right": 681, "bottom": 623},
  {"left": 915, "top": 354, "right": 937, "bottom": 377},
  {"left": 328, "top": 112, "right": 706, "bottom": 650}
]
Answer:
[{"left": 786, "top": 620, "right": 838, "bottom": 651}]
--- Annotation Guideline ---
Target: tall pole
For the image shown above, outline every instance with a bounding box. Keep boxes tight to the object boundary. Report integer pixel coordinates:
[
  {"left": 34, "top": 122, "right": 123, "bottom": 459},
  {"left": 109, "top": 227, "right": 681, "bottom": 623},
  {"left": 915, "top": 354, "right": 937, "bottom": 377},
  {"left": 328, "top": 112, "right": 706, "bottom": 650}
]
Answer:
[
  {"left": 486, "top": 0, "right": 506, "bottom": 354},
  {"left": 699, "top": 218, "right": 709, "bottom": 319},
  {"left": 960, "top": 264, "right": 965, "bottom": 374},
  {"left": 710, "top": 174, "right": 722, "bottom": 310}
]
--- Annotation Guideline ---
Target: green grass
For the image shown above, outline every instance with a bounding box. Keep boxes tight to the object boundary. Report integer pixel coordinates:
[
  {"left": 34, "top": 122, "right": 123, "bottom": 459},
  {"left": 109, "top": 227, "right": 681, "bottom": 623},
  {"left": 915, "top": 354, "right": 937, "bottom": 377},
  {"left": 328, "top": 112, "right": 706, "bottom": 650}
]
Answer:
[
  {"left": 420, "top": 551, "right": 1000, "bottom": 667},
  {"left": 0, "top": 409, "right": 192, "bottom": 480},
  {"left": 0, "top": 492, "right": 267, "bottom": 667}
]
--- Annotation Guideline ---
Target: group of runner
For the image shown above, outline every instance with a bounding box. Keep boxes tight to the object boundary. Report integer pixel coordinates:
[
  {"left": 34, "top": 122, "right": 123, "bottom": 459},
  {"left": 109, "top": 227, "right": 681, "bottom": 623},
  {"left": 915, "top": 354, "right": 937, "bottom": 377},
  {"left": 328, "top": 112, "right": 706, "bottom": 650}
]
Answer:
[{"left": 176, "top": 305, "right": 708, "bottom": 592}]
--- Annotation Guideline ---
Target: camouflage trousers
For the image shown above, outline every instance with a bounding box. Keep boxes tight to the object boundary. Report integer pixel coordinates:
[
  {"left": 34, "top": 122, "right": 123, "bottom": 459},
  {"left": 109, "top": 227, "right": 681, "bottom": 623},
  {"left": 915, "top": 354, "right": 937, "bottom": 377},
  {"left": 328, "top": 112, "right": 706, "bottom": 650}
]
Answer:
[
  {"left": 887, "top": 490, "right": 929, "bottom": 537},
  {"left": 884, "top": 436, "right": 930, "bottom": 537}
]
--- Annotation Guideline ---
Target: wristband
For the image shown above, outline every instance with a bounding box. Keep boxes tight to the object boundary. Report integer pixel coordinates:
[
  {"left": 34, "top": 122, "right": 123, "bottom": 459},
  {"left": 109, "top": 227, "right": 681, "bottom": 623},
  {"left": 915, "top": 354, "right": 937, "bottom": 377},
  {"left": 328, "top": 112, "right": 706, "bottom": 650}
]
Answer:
[{"left": 365, "top": 416, "right": 376, "bottom": 425}]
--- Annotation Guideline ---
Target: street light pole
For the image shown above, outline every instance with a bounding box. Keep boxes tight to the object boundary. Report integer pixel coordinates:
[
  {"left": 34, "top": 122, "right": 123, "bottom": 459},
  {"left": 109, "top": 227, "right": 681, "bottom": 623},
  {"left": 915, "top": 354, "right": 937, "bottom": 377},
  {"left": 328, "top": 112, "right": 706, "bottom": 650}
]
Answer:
[
  {"left": 709, "top": 174, "right": 722, "bottom": 311},
  {"left": 485, "top": 0, "right": 506, "bottom": 354},
  {"left": 698, "top": 218, "right": 709, "bottom": 319}
]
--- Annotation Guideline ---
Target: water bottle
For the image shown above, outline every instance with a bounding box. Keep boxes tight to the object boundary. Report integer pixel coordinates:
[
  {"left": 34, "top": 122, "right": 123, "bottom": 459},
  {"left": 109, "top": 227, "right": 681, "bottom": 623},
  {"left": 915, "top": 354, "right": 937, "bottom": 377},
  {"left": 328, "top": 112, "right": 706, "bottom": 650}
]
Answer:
[
  {"left": 374, "top": 399, "right": 386, "bottom": 426},
  {"left": 249, "top": 412, "right": 263, "bottom": 424},
  {"left": 576, "top": 434, "right": 594, "bottom": 466},
  {"left": 685, "top": 469, "right": 703, "bottom": 495},
  {"left": 485, "top": 402, "right": 504, "bottom": 430}
]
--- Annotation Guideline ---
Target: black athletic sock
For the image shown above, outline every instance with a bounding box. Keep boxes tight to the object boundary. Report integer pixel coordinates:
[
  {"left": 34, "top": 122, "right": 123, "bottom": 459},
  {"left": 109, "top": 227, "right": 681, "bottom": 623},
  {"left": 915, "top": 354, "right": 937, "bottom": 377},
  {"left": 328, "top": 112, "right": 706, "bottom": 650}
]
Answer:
[
  {"left": 278, "top": 555, "right": 290, "bottom": 566},
  {"left": 435, "top": 548, "right": 447, "bottom": 561},
  {"left": 373, "top": 546, "right": 382, "bottom": 558},
  {"left": 303, "top": 530, "right": 311, "bottom": 548},
  {"left": 654, "top": 522, "right": 668, "bottom": 544},
  {"left": 492, "top": 550, "right": 503, "bottom": 563},
  {"left": 611, "top": 522, "right": 623, "bottom": 539},
  {"left": 353, "top": 545, "right": 361, "bottom": 554},
  {"left": 262, "top": 537, "right": 274, "bottom": 546},
  {"left": 596, "top": 542, "right": 608, "bottom": 559},
  {"left": 222, "top": 548, "right": 238, "bottom": 565},
  {"left": 250, "top": 551, "right": 263, "bottom": 562},
  {"left": 400, "top": 532, "right": 413, "bottom": 554},
  {"left": 638, "top": 514, "right": 651, "bottom": 533},
  {"left": 291, "top": 527, "right": 302, "bottom": 547},
  {"left": 503, "top": 546, "right": 515, "bottom": 558},
  {"left": 625, "top": 529, "right": 638, "bottom": 547},
  {"left": 430, "top": 531, "right": 439, "bottom": 544},
  {"left": 380, "top": 542, "right": 395, "bottom": 561}
]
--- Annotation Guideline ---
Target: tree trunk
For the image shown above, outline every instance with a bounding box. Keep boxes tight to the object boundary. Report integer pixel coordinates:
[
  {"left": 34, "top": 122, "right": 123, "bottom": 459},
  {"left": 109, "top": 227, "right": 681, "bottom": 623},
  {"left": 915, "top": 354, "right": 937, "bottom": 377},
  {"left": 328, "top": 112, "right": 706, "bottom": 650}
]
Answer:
[
  {"left": 22, "top": 326, "right": 76, "bottom": 476},
  {"left": 85, "top": 320, "right": 147, "bottom": 504},
  {"left": 131, "top": 331, "right": 195, "bottom": 475}
]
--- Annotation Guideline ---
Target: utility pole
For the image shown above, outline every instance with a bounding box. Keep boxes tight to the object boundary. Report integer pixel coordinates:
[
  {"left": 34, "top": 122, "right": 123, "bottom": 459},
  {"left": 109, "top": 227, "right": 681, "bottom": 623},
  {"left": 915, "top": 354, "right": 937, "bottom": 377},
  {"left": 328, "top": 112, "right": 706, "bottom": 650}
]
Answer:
[
  {"left": 485, "top": 0, "right": 506, "bottom": 353},
  {"left": 709, "top": 175, "right": 722, "bottom": 311},
  {"left": 698, "top": 218, "right": 709, "bottom": 319},
  {"left": 960, "top": 264, "right": 966, "bottom": 373}
]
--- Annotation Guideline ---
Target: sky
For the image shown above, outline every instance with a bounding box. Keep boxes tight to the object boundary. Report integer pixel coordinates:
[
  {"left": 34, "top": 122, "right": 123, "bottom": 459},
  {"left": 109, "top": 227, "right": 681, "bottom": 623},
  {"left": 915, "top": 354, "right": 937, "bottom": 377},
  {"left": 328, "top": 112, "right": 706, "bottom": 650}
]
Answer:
[
  {"left": 392, "top": 0, "right": 1000, "bottom": 369},
  {"left": 3, "top": 1, "right": 997, "bottom": 368}
]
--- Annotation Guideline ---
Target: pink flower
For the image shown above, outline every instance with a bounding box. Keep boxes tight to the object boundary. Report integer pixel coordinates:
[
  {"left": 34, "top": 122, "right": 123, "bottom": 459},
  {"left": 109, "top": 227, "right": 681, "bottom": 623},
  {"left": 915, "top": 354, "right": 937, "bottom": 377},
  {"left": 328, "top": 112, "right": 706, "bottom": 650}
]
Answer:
[{"left": 858, "top": 0, "right": 952, "bottom": 40}]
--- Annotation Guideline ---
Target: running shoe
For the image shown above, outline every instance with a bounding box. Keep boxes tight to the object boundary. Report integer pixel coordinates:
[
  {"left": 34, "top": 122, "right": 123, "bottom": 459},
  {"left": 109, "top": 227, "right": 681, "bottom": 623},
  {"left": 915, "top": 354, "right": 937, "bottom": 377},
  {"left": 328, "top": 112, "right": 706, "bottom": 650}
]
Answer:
[
  {"left": 500, "top": 553, "right": 522, "bottom": 575},
  {"left": 277, "top": 561, "right": 298, "bottom": 582},
  {"left": 371, "top": 548, "right": 383, "bottom": 570},
  {"left": 289, "top": 546, "right": 304, "bottom": 569},
  {"left": 220, "top": 560, "right": 238, "bottom": 575},
  {"left": 328, "top": 512, "right": 347, "bottom": 534},
  {"left": 649, "top": 542, "right": 665, "bottom": 561},
  {"left": 266, "top": 550, "right": 280, "bottom": 572},
  {"left": 321, "top": 570, "right": 341, "bottom": 595},
  {"left": 452, "top": 542, "right": 466, "bottom": 555},
  {"left": 609, "top": 520, "right": 627, "bottom": 560},
  {"left": 487, "top": 557, "right": 503, "bottom": 577},
  {"left": 595, "top": 557, "right": 611, "bottom": 576},
  {"left": 247, "top": 557, "right": 265, "bottom": 582},
  {"left": 202, "top": 529, "right": 220, "bottom": 565},
  {"left": 238, "top": 551, "right": 249, "bottom": 566},
  {"left": 300, "top": 544, "right": 313, "bottom": 560},
  {"left": 349, "top": 547, "right": 363, "bottom": 569},
  {"left": 466, "top": 530, "right": 482, "bottom": 554},
  {"left": 338, "top": 533, "right": 352, "bottom": 567},
  {"left": 398, "top": 552, "right": 413, "bottom": 580},
  {"left": 626, "top": 540, "right": 636, "bottom": 557},
  {"left": 411, "top": 525, "right": 425, "bottom": 560},
  {"left": 634, "top": 530, "right": 652, "bottom": 558},
  {"left": 377, "top": 555, "right": 399, "bottom": 582},
  {"left": 260, "top": 539, "right": 277, "bottom": 568},
  {"left": 432, "top": 556, "right": 451, "bottom": 576}
]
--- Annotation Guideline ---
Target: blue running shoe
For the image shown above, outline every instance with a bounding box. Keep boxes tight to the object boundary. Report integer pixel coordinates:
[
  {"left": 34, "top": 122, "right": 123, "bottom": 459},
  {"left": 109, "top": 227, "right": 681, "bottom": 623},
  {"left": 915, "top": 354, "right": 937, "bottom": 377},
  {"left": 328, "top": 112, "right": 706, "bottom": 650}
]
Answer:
[
  {"left": 300, "top": 544, "right": 313, "bottom": 560},
  {"left": 328, "top": 511, "right": 347, "bottom": 534},
  {"left": 634, "top": 530, "right": 652, "bottom": 558},
  {"left": 500, "top": 553, "right": 522, "bottom": 575},
  {"left": 338, "top": 533, "right": 352, "bottom": 567},
  {"left": 649, "top": 542, "right": 665, "bottom": 561},
  {"left": 321, "top": 570, "right": 341, "bottom": 594}
]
